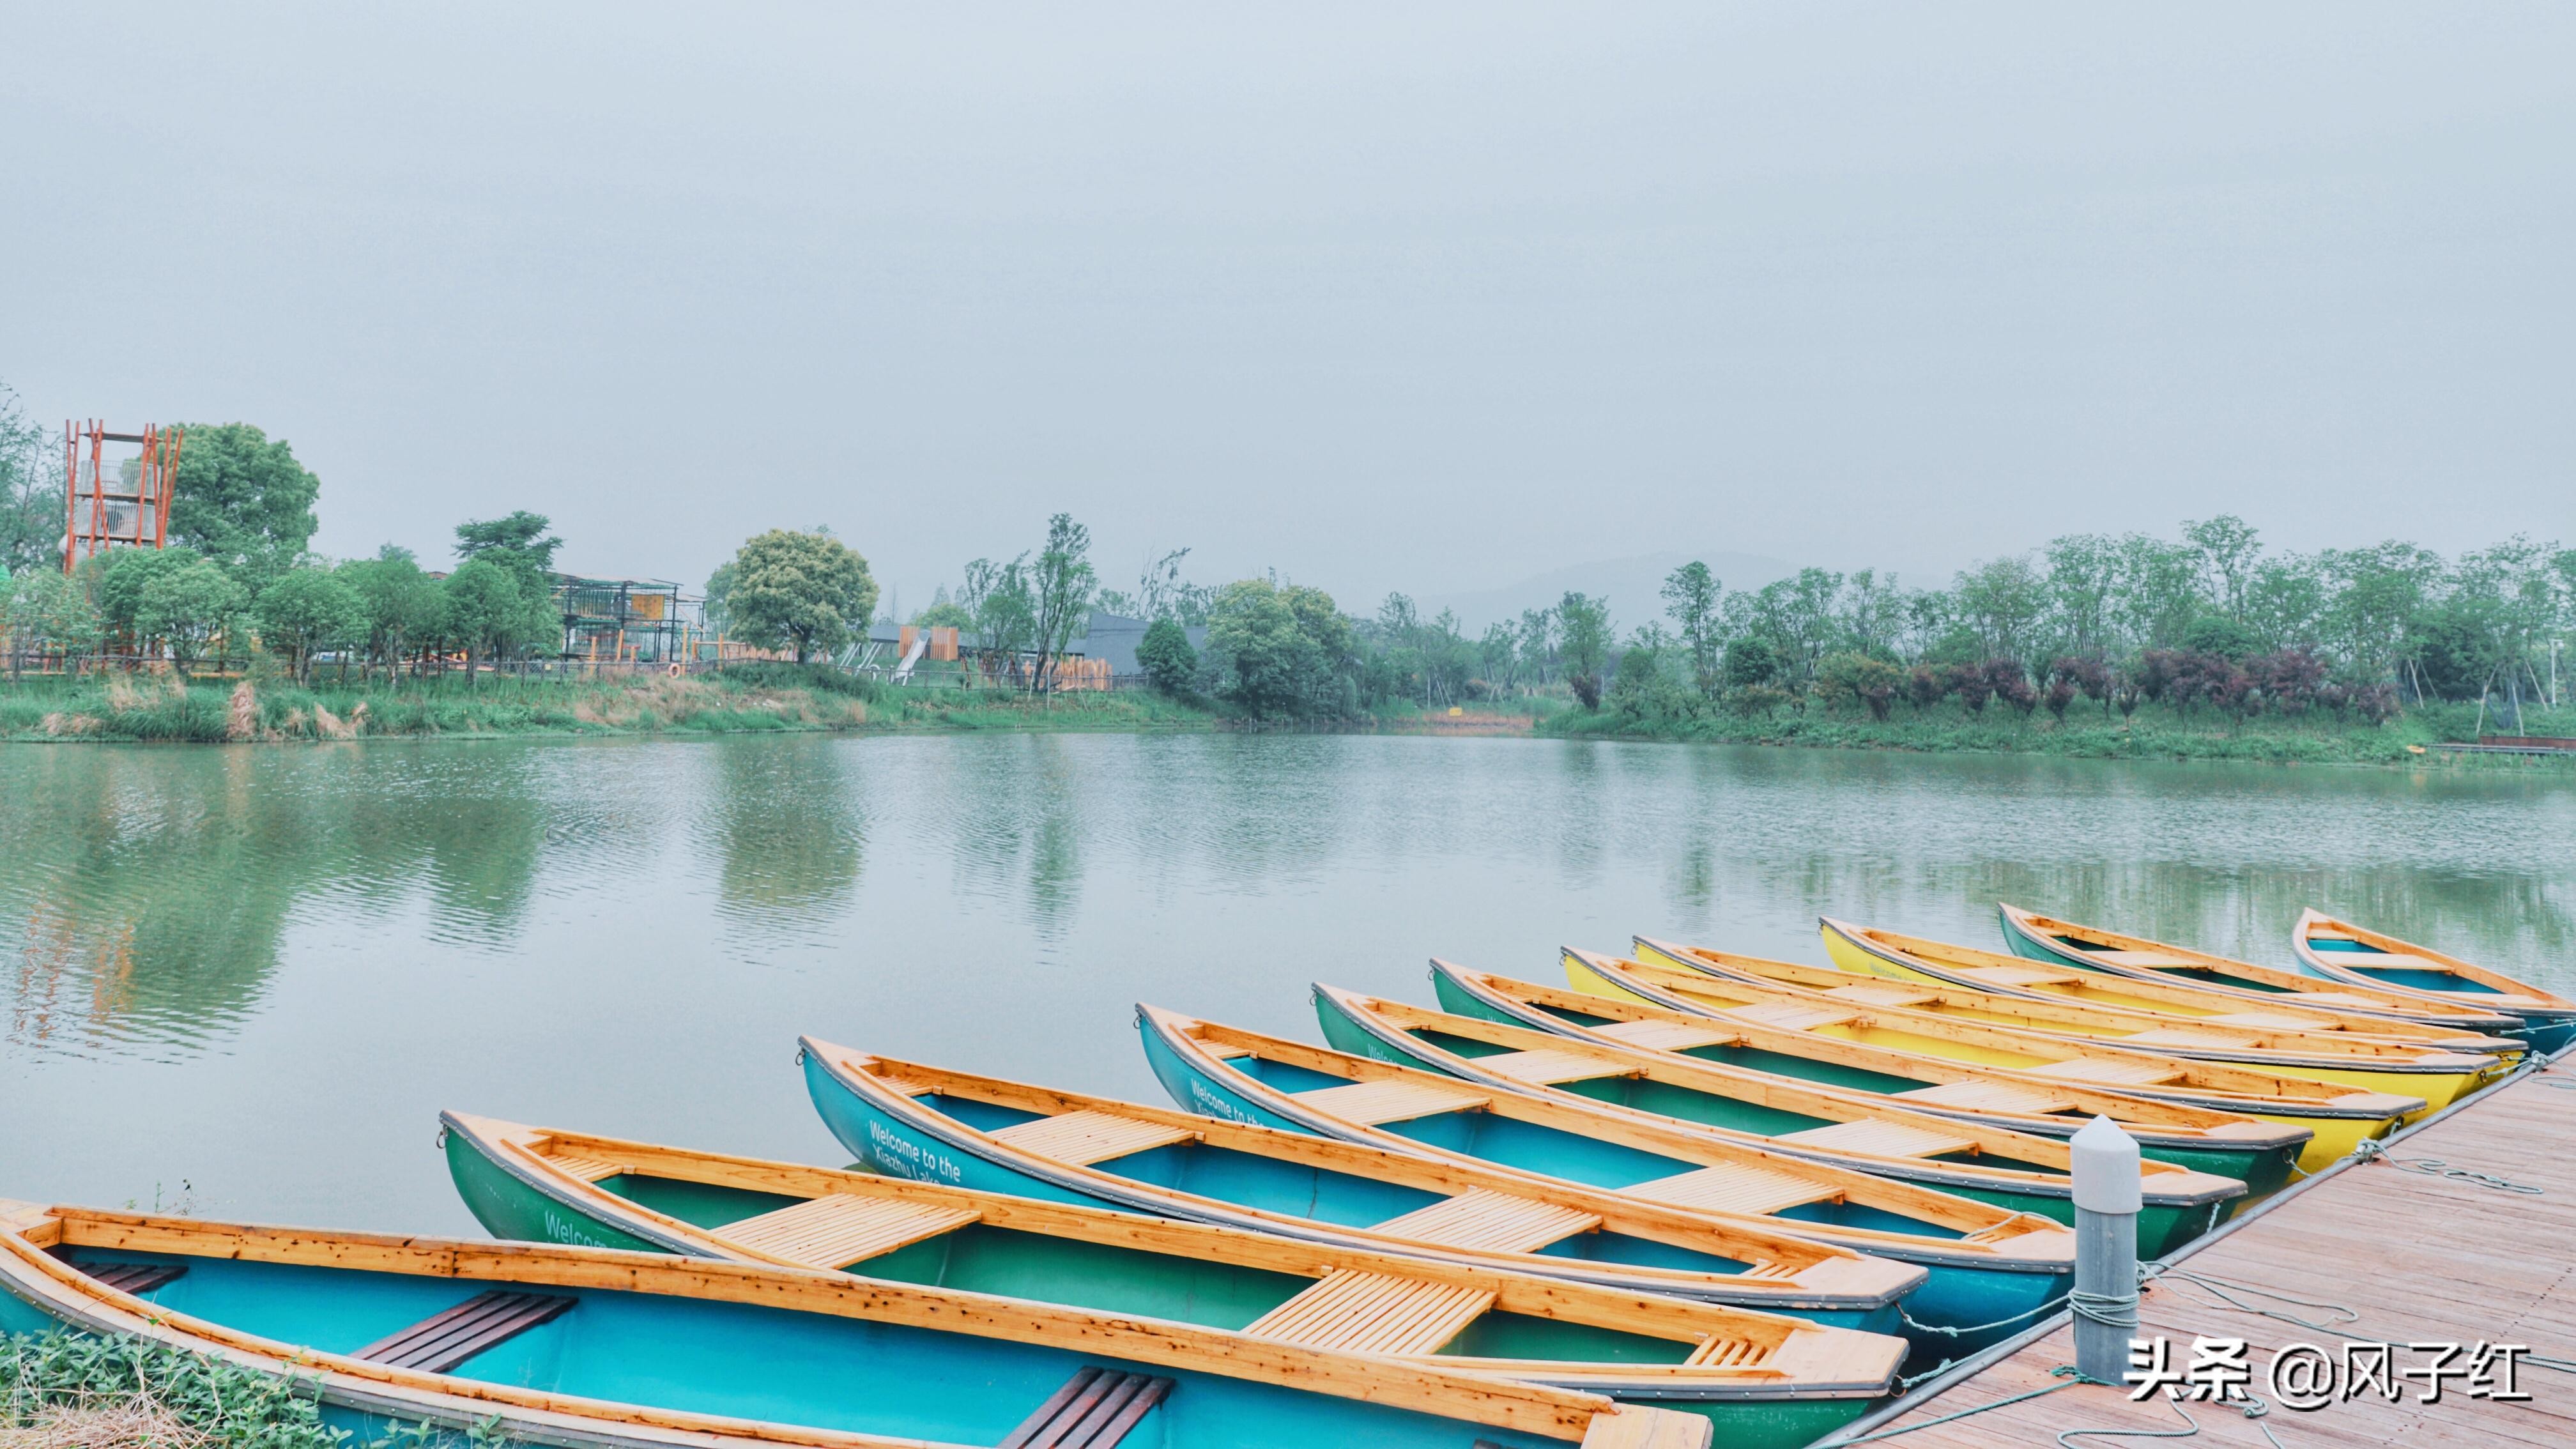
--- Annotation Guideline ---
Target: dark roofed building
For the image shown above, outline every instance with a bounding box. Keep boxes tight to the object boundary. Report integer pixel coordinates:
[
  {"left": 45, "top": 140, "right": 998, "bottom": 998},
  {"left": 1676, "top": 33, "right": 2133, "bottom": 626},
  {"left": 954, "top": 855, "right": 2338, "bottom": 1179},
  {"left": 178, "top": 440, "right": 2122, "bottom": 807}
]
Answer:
[{"left": 1080, "top": 610, "right": 1208, "bottom": 678}]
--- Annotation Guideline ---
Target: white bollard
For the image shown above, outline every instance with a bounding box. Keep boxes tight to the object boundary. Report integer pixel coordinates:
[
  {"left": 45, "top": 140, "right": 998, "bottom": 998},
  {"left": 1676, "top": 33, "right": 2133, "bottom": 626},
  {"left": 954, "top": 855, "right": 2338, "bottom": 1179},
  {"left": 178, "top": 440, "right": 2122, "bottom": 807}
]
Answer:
[{"left": 2070, "top": 1115, "right": 2142, "bottom": 1382}]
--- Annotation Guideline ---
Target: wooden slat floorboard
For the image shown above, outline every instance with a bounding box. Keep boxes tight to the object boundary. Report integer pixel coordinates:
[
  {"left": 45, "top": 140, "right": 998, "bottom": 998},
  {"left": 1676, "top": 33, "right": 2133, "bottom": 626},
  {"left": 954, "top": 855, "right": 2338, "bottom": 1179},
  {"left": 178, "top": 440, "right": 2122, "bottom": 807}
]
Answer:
[{"left": 1852, "top": 1068, "right": 2576, "bottom": 1446}]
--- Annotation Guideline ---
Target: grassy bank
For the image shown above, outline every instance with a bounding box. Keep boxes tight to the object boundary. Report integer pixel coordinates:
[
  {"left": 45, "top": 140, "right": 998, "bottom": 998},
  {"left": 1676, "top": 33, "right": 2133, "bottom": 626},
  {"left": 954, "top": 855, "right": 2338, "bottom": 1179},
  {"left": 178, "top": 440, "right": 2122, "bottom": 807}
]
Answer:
[
  {"left": 0, "top": 664, "right": 1216, "bottom": 743},
  {"left": 1539, "top": 697, "right": 2576, "bottom": 766}
]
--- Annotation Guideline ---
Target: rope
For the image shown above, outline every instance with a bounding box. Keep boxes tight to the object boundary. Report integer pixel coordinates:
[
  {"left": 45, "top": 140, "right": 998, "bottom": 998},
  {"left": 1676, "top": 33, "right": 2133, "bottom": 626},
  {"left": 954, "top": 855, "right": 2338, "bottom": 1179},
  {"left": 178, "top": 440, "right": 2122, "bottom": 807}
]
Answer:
[
  {"left": 2349, "top": 1138, "right": 2543, "bottom": 1193},
  {"left": 1813, "top": 1365, "right": 2097, "bottom": 1446},
  {"left": 2139, "top": 1262, "right": 2359, "bottom": 1335},
  {"left": 1901, "top": 1289, "right": 2070, "bottom": 1340},
  {"left": 2053, "top": 1391, "right": 2287, "bottom": 1449},
  {"left": 2071, "top": 1285, "right": 2139, "bottom": 1332}
]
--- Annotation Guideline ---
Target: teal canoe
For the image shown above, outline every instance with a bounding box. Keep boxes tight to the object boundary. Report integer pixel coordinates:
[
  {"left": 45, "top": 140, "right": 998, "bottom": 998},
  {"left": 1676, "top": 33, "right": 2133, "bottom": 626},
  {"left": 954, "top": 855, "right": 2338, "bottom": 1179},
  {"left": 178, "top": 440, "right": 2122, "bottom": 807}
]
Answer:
[
  {"left": 2291, "top": 908, "right": 2576, "bottom": 1056},
  {"left": 0, "top": 1199, "right": 1710, "bottom": 1449},
  {"left": 440, "top": 1112, "right": 1906, "bottom": 1449},
  {"left": 793, "top": 1036, "right": 1929, "bottom": 1335},
  {"left": 1305, "top": 982, "right": 2242, "bottom": 1257},
  {"left": 1438, "top": 955, "right": 2306, "bottom": 1201},
  {"left": 1118, "top": 1010, "right": 2084, "bottom": 1368}
]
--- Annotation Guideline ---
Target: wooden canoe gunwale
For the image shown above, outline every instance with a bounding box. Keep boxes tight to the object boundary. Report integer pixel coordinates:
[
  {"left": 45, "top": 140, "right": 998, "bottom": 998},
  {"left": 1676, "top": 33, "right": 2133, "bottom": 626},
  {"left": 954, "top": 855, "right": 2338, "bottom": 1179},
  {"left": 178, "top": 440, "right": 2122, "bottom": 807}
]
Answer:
[
  {"left": 797, "top": 1036, "right": 1970, "bottom": 1300},
  {"left": 1998, "top": 903, "right": 2526, "bottom": 1038},
  {"left": 2291, "top": 909, "right": 2576, "bottom": 1018},
  {"left": 441, "top": 1108, "right": 1906, "bottom": 1391},
  {"left": 1469, "top": 956, "right": 2308, "bottom": 1154},
  {"left": 1820, "top": 919, "right": 2497, "bottom": 1075},
  {"left": 1620, "top": 939, "right": 2421, "bottom": 1123},
  {"left": 1136, "top": 1011, "right": 2076, "bottom": 1266},
  {"left": 1307, "top": 986, "right": 2242, "bottom": 1213},
  {"left": 2, "top": 1200, "right": 1662, "bottom": 1446}
]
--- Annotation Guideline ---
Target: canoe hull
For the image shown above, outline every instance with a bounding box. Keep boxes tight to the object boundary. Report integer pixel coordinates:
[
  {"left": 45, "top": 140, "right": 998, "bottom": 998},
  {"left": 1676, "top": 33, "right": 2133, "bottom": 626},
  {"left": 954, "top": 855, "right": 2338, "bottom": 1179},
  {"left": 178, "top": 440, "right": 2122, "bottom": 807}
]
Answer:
[
  {"left": 1309, "top": 983, "right": 2230, "bottom": 1259},
  {"left": 1137, "top": 1011, "right": 2064, "bottom": 1363},
  {"left": 1427, "top": 965, "right": 2302, "bottom": 1206},
  {"left": 1823, "top": 923, "right": 2482, "bottom": 1116},
  {"left": 807, "top": 1038, "right": 1917, "bottom": 1336}
]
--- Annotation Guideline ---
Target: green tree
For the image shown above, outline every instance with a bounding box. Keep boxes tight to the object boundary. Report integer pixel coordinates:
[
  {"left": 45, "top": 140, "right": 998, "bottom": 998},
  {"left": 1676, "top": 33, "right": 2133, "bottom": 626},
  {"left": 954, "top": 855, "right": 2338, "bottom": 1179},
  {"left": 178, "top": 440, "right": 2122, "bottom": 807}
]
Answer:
[
  {"left": 454, "top": 510, "right": 564, "bottom": 572},
  {"left": 139, "top": 556, "right": 249, "bottom": 668},
  {"left": 1137, "top": 617, "right": 1199, "bottom": 696},
  {"left": 1558, "top": 591, "right": 1611, "bottom": 709},
  {"left": 1660, "top": 561, "right": 1722, "bottom": 699},
  {"left": 168, "top": 423, "right": 321, "bottom": 586},
  {"left": 2039, "top": 533, "right": 2120, "bottom": 659},
  {"left": 5, "top": 566, "right": 102, "bottom": 678},
  {"left": 2184, "top": 514, "right": 2263, "bottom": 620},
  {"left": 0, "top": 382, "right": 62, "bottom": 577},
  {"left": 95, "top": 545, "right": 206, "bottom": 645},
  {"left": 1722, "top": 636, "right": 1777, "bottom": 689},
  {"left": 440, "top": 556, "right": 555, "bottom": 681},
  {"left": 1952, "top": 556, "right": 2044, "bottom": 664},
  {"left": 1204, "top": 577, "right": 1351, "bottom": 718},
  {"left": 1029, "top": 513, "right": 1097, "bottom": 693},
  {"left": 960, "top": 554, "right": 1037, "bottom": 684},
  {"left": 1814, "top": 650, "right": 1904, "bottom": 720},
  {"left": 339, "top": 546, "right": 445, "bottom": 678},
  {"left": 256, "top": 565, "right": 367, "bottom": 684},
  {"left": 2180, "top": 614, "right": 2262, "bottom": 661},
  {"left": 719, "top": 528, "right": 880, "bottom": 664}
]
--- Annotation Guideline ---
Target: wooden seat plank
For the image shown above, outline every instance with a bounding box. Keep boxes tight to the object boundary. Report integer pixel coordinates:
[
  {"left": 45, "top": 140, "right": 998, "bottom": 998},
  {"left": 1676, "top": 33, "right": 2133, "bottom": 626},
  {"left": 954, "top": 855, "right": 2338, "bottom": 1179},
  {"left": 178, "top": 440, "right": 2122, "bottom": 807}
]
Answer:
[
  {"left": 987, "top": 1110, "right": 1195, "bottom": 1166},
  {"left": 1624, "top": 1163, "right": 1840, "bottom": 1217},
  {"left": 1478, "top": 1048, "right": 1636, "bottom": 1087},
  {"left": 354, "top": 1290, "right": 576, "bottom": 1374},
  {"left": 1001, "top": 1366, "right": 1174, "bottom": 1449},
  {"left": 1294, "top": 1077, "right": 1488, "bottom": 1125},
  {"left": 1245, "top": 1269, "right": 1496, "bottom": 1356},
  {"left": 1733, "top": 1001, "right": 1867, "bottom": 1030},
  {"left": 541, "top": 1153, "right": 626, "bottom": 1183},
  {"left": 1370, "top": 1188, "right": 1600, "bottom": 1252},
  {"left": 1772, "top": 1119, "right": 1979, "bottom": 1160},
  {"left": 1894, "top": 1079, "right": 2074, "bottom": 1115},
  {"left": 1589, "top": 1018, "right": 1736, "bottom": 1053},
  {"left": 721, "top": 1193, "right": 980, "bottom": 1269},
  {"left": 73, "top": 1260, "right": 187, "bottom": 1296}
]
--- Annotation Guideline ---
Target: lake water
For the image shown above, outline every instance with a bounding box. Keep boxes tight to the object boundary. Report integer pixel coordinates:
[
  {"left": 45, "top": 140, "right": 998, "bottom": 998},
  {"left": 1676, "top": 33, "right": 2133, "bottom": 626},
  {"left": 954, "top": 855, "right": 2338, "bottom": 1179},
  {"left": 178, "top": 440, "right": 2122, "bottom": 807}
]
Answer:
[{"left": 6, "top": 732, "right": 2573, "bottom": 1233}]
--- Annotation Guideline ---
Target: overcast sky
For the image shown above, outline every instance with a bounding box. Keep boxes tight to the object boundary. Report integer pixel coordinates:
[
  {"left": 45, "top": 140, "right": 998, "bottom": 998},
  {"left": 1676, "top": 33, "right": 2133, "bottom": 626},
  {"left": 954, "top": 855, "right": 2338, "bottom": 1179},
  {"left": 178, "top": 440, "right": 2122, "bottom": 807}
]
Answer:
[{"left": 7, "top": 4, "right": 2570, "bottom": 616}]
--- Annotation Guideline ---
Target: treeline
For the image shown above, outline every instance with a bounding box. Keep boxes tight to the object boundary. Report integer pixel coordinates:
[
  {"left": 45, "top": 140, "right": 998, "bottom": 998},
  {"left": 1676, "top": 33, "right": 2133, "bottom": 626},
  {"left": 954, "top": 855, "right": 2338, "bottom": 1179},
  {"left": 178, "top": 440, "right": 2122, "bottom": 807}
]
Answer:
[
  {"left": 1577, "top": 519, "right": 2573, "bottom": 730},
  {"left": 1037, "top": 516, "right": 2572, "bottom": 727},
  {"left": 5, "top": 510, "right": 576, "bottom": 686}
]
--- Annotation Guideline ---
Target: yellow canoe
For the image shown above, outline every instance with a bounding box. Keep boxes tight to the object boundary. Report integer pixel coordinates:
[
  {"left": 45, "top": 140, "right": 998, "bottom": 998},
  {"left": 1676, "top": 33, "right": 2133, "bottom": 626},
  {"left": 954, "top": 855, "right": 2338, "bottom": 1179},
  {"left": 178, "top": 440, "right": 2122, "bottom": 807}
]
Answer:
[
  {"left": 1591, "top": 939, "right": 2421, "bottom": 1170},
  {"left": 1820, "top": 918, "right": 2496, "bottom": 1111},
  {"left": 1995, "top": 901, "right": 2526, "bottom": 1041}
]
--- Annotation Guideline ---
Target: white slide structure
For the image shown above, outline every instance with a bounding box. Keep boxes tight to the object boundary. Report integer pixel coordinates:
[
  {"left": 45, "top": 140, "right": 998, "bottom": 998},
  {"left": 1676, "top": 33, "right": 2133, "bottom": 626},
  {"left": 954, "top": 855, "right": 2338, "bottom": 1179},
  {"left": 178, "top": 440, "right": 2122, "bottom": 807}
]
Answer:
[{"left": 891, "top": 631, "right": 930, "bottom": 683}]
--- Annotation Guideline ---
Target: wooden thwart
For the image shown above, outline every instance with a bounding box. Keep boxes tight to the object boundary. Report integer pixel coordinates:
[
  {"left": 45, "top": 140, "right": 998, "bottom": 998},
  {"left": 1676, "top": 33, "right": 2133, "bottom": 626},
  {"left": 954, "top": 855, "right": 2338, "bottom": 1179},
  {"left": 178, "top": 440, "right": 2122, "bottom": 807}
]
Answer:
[
  {"left": 1588, "top": 1018, "right": 1736, "bottom": 1054},
  {"left": 353, "top": 1290, "right": 576, "bottom": 1374},
  {"left": 1623, "top": 1163, "right": 1841, "bottom": 1217},
  {"left": 1477, "top": 1048, "right": 1635, "bottom": 1087},
  {"left": 1246, "top": 1269, "right": 1496, "bottom": 1356},
  {"left": 1000, "top": 1367, "right": 1174, "bottom": 1449},
  {"left": 1894, "top": 1079, "right": 2074, "bottom": 1115},
  {"left": 1773, "top": 1119, "right": 1979, "bottom": 1160},
  {"left": 1371, "top": 1188, "right": 1600, "bottom": 1253},
  {"left": 69, "top": 1259, "right": 187, "bottom": 1296},
  {"left": 987, "top": 1111, "right": 1195, "bottom": 1166},
  {"left": 543, "top": 1153, "right": 627, "bottom": 1183},
  {"left": 721, "top": 1193, "right": 979, "bottom": 1269},
  {"left": 1294, "top": 1077, "right": 1488, "bottom": 1125}
]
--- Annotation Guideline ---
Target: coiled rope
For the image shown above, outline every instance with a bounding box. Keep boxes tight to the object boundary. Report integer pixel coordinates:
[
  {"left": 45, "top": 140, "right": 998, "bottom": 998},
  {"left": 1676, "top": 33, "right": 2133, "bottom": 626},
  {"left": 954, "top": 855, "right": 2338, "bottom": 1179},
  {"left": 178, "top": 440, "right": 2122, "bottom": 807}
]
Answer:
[{"left": 2349, "top": 1137, "right": 2544, "bottom": 1193}]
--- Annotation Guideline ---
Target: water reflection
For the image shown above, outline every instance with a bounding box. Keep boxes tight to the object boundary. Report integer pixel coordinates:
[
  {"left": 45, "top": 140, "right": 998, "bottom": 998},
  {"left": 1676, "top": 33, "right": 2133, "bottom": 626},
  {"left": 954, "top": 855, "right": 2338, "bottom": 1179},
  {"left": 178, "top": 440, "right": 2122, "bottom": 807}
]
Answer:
[
  {"left": 700, "top": 735, "right": 867, "bottom": 933},
  {"left": 2, "top": 735, "right": 2572, "bottom": 1068}
]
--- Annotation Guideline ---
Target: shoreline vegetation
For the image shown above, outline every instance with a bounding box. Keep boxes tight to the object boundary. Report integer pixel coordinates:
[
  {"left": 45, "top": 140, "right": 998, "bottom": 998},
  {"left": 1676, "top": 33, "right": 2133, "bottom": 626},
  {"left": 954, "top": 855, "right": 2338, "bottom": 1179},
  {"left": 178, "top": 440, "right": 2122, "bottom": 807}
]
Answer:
[{"left": 3, "top": 666, "right": 2568, "bottom": 770}]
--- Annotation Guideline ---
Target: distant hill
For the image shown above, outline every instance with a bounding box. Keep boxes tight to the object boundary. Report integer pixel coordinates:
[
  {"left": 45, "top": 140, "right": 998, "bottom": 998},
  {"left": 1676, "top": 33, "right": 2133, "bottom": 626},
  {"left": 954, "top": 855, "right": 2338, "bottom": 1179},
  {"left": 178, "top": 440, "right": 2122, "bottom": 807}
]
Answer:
[{"left": 1416, "top": 551, "right": 1797, "bottom": 632}]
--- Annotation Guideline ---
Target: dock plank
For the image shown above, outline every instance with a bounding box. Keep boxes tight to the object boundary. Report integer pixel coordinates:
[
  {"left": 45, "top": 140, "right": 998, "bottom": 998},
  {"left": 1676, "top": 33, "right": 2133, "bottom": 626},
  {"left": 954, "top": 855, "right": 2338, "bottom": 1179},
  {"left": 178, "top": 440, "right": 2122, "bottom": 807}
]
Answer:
[{"left": 1848, "top": 1065, "right": 2576, "bottom": 1447}]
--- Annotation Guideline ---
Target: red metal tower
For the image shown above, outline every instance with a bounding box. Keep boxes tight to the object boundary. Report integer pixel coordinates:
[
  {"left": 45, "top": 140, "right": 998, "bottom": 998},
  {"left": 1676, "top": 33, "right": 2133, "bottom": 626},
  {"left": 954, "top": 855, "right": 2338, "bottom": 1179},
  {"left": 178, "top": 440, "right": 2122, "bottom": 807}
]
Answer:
[{"left": 61, "top": 420, "right": 185, "bottom": 572}]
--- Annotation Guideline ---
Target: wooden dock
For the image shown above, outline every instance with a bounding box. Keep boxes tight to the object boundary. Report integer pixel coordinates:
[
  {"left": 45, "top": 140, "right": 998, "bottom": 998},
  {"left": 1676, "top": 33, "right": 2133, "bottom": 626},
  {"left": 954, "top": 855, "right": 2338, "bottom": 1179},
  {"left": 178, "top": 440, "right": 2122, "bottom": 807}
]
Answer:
[{"left": 1837, "top": 1063, "right": 2576, "bottom": 1446}]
